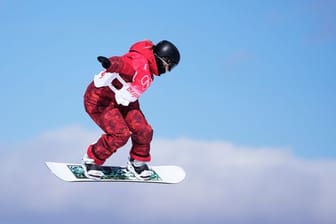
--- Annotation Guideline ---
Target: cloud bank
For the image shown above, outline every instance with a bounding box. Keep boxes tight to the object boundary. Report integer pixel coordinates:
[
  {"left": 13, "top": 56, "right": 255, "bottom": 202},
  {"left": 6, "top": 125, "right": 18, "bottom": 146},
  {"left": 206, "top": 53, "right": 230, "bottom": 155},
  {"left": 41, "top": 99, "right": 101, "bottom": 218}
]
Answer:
[{"left": 1, "top": 126, "right": 336, "bottom": 224}]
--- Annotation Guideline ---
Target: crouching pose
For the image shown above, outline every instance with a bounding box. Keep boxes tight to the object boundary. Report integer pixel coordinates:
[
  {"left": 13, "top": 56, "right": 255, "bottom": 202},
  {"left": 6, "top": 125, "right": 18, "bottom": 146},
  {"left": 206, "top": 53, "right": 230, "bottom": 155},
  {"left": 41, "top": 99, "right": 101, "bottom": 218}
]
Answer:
[{"left": 82, "top": 40, "right": 180, "bottom": 179}]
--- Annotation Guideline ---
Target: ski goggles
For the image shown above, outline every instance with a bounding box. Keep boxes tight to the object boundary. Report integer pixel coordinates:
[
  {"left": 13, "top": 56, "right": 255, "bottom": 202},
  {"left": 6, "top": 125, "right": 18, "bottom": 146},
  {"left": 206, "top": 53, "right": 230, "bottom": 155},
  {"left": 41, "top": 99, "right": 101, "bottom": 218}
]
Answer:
[{"left": 155, "top": 55, "right": 177, "bottom": 72}]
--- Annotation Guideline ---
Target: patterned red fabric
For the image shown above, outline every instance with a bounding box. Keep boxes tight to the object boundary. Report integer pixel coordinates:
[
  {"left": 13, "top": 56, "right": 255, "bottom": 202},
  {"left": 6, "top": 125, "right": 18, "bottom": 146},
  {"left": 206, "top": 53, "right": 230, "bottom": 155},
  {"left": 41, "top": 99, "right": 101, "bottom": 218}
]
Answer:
[{"left": 83, "top": 40, "right": 157, "bottom": 165}]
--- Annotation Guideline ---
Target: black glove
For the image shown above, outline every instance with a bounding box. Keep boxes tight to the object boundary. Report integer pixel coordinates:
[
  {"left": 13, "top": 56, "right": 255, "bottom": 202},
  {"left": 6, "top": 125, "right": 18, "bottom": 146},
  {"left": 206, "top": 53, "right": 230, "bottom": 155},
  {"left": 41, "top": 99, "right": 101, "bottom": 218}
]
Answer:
[{"left": 97, "top": 56, "right": 111, "bottom": 69}]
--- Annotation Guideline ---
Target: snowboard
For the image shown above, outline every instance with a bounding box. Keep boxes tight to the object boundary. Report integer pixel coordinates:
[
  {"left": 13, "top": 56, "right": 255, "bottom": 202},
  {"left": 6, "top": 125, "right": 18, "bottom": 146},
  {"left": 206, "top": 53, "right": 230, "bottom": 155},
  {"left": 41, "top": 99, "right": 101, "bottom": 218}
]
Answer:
[{"left": 45, "top": 162, "right": 186, "bottom": 184}]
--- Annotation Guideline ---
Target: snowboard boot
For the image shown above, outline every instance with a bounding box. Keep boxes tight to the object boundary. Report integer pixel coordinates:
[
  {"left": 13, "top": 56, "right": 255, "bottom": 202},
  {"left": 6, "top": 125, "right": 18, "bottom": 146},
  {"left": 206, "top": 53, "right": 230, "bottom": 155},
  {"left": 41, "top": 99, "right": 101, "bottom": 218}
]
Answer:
[
  {"left": 127, "top": 158, "right": 154, "bottom": 180},
  {"left": 82, "top": 153, "right": 104, "bottom": 179}
]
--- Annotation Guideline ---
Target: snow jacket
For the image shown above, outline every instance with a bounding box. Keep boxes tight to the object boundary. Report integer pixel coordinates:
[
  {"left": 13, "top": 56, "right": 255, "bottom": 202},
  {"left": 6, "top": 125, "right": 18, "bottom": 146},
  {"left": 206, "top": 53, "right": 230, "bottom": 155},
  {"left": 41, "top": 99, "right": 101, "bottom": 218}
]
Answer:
[{"left": 85, "top": 40, "right": 159, "bottom": 107}]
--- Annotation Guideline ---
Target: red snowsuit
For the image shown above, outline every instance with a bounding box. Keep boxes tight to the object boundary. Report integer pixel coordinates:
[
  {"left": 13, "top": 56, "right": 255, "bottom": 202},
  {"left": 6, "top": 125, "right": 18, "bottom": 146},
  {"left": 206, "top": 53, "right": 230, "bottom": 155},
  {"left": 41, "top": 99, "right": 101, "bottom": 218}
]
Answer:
[{"left": 84, "top": 40, "right": 159, "bottom": 165}]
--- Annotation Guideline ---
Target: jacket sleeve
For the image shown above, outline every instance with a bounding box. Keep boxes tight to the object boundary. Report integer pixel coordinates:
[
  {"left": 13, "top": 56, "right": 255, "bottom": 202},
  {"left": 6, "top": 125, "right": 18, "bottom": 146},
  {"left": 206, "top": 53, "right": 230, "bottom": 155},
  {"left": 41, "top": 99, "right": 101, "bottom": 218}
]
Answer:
[{"left": 106, "top": 56, "right": 135, "bottom": 77}]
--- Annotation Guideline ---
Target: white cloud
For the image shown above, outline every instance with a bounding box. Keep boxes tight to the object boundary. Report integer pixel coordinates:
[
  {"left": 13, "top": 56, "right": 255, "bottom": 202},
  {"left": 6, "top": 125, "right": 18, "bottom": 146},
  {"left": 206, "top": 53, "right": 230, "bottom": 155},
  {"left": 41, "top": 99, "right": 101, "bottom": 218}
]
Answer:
[{"left": 1, "top": 126, "right": 336, "bottom": 224}]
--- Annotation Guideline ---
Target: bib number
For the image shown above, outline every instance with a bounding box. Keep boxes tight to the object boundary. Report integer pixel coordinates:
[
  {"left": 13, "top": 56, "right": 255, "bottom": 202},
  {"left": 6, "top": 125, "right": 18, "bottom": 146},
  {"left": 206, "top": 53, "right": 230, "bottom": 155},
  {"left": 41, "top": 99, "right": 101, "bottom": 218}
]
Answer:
[{"left": 93, "top": 71, "right": 140, "bottom": 106}]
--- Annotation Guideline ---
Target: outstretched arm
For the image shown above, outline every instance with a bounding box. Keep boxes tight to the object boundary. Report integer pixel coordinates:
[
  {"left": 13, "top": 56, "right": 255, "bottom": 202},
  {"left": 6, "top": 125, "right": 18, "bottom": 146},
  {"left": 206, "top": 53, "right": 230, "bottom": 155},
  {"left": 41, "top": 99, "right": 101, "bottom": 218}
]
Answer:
[{"left": 97, "top": 56, "right": 134, "bottom": 76}]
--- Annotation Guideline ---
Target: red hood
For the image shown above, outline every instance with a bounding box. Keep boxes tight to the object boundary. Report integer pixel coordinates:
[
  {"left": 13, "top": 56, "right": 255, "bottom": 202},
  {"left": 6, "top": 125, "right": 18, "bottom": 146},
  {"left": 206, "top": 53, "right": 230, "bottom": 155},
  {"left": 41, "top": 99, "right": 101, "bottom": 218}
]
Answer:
[{"left": 129, "top": 40, "right": 159, "bottom": 75}]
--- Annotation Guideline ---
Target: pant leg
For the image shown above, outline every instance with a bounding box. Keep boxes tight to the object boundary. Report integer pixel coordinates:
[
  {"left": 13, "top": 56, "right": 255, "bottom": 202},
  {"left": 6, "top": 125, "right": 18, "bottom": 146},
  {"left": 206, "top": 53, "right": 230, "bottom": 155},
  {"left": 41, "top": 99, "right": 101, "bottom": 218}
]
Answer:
[
  {"left": 125, "top": 109, "right": 153, "bottom": 162},
  {"left": 85, "top": 101, "right": 131, "bottom": 165}
]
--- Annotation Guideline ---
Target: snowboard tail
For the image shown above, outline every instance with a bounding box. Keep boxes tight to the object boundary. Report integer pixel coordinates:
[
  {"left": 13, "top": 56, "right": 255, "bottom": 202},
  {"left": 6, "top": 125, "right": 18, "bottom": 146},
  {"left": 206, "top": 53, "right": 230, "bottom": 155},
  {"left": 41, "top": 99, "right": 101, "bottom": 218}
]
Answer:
[{"left": 46, "top": 162, "right": 185, "bottom": 184}]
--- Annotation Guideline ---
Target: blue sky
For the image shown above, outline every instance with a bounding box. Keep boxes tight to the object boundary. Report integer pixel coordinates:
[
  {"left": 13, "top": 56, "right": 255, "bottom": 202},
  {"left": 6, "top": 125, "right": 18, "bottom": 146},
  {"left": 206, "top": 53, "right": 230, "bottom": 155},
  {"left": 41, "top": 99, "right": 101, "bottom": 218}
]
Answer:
[
  {"left": 1, "top": 0, "right": 335, "bottom": 158},
  {"left": 1, "top": 0, "right": 336, "bottom": 223}
]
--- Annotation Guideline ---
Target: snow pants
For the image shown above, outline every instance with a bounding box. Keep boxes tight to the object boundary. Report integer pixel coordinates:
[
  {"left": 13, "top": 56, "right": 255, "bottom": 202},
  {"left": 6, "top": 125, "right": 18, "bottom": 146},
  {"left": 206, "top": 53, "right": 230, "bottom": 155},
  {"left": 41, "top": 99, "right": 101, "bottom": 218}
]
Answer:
[{"left": 84, "top": 82, "right": 153, "bottom": 165}]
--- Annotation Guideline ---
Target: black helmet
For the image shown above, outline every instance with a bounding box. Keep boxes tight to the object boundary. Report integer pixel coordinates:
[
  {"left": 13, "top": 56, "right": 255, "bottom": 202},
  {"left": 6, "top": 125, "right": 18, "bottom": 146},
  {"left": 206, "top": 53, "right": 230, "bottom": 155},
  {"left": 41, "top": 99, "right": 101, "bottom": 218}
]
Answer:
[{"left": 153, "top": 40, "right": 180, "bottom": 74}]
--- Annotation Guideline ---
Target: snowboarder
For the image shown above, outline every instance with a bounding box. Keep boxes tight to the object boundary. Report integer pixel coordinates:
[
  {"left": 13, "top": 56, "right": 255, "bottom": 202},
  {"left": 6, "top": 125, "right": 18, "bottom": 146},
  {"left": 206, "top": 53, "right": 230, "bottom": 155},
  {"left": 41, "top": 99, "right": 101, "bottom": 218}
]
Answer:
[{"left": 82, "top": 40, "right": 180, "bottom": 179}]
